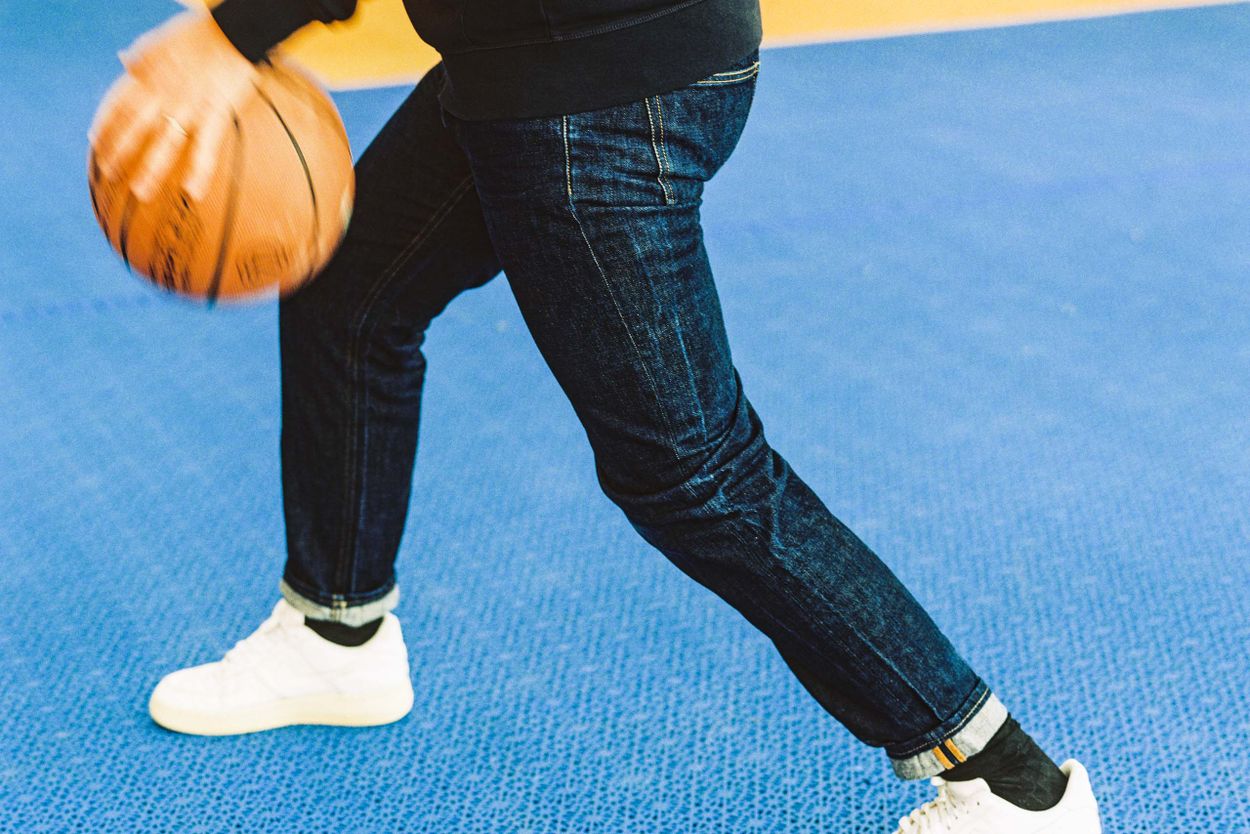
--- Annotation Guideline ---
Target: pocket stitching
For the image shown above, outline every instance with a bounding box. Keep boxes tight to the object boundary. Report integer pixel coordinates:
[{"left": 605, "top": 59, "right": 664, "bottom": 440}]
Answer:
[
  {"left": 653, "top": 96, "right": 675, "bottom": 206},
  {"left": 695, "top": 61, "right": 761, "bottom": 86},
  {"left": 642, "top": 97, "right": 675, "bottom": 205}
]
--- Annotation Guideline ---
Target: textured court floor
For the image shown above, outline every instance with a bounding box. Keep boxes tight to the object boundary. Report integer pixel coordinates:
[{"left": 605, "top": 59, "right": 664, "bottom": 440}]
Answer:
[{"left": 2, "top": 2, "right": 1249, "bottom": 832}]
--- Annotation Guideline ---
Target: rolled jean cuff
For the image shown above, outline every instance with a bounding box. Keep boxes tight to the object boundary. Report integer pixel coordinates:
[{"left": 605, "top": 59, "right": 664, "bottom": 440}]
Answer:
[
  {"left": 278, "top": 577, "right": 400, "bottom": 626},
  {"left": 887, "top": 686, "right": 1009, "bottom": 780}
]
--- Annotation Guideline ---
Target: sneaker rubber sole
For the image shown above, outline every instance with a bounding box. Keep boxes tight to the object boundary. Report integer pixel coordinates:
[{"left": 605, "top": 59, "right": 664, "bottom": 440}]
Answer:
[{"left": 149, "top": 681, "right": 415, "bottom": 736}]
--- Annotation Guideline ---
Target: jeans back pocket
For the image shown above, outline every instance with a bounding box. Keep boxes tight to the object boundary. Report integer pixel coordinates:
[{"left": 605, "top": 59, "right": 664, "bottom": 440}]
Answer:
[{"left": 691, "top": 50, "right": 761, "bottom": 87}]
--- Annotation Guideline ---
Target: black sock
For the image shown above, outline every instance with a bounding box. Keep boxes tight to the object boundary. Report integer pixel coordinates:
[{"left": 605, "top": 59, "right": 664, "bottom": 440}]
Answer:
[
  {"left": 942, "top": 715, "right": 1068, "bottom": 812},
  {"left": 303, "top": 615, "right": 383, "bottom": 647}
]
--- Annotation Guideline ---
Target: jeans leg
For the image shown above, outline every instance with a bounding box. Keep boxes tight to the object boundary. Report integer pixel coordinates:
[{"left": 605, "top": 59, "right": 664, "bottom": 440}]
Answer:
[
  {"left": 278, "top": 64, "right": 501, "bottom": 625},
  {"left": 447, "top": 54, "right": 1005, "bottom": 779}
]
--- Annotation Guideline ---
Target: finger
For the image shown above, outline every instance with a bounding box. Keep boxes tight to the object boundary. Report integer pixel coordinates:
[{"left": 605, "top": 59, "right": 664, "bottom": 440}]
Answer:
[
  {"left": 90, "top": 76, "right": 157, "bottom": 177},
  {"left": 119, "top": 44, "right": 157, "bottom": 83},
  {"left": 117, "top": 20, "right": 168, "bottom": 71},
  {"left": 87, "top": 77, "right": 130, "bottom": 146},
  {"left": 119, "top": 12, "right": 194, "bottom": 80},
  {"left": 87, "top": 73, "right": 146, "bottom": 153},
  {"left": 97, "top": 96, "right": 162, "bottom": 180},
  {"left": 117, "top": 41, "right": 156, "bottom": 78},
  {"left": 182, "top": 108, "right": 231, "bottom": 202},
  {"left": 131, "top": 115, "right": 189, "bottom": 203}
]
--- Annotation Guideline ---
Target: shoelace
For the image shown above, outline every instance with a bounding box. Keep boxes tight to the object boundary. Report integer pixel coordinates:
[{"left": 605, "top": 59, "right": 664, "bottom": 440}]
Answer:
[
  {"left": 895, "top": 778, "right": 970, "bottom": 833},
  {"left": 221, "top": 610, "right": 288, "bottom": 669}
]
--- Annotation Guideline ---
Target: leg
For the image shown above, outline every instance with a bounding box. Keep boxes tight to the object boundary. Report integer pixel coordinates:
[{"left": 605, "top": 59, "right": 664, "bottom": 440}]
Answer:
[
  {"left": 445, "top": 51, "right": 1003, "bottom": 777},
  {"left": 278, "top": 64, "right": 501, "bottom": 626}
]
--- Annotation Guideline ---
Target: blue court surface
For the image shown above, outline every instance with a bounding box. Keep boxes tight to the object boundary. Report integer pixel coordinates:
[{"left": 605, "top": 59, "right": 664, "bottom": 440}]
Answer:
[{"left": 3, "top": 2, "right": 1248, "bottom": 832}]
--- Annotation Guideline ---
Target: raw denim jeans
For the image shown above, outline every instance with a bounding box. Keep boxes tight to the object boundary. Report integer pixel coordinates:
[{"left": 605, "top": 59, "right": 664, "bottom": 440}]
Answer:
[{"left": 276, "top": 50, "right": 1007, "bottom": 779}]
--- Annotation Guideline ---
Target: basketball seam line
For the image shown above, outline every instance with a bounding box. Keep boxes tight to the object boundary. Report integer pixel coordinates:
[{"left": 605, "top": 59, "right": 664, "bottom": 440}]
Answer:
[
  {"left": 206, "top": 115, "right": 245, "bottom": 305},
  {"left": 269, "top": 65, "right": 352, "bottom": 163},
  {"left": 116, "top": 190, "right": 139, "bottom": 273},
  {"left": 256, "top": 87, "right": 321, "bottom": 287}
]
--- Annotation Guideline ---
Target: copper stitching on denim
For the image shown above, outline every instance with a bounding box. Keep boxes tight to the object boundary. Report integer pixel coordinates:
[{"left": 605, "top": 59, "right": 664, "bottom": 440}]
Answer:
[
  {"left": 891, "top": 685, "right": 994, "bottom": 760},
  {"left": 711, "top": 61, "right": 759, "bottom": 77},
  {"left": 642, "top": 98, "right": 673, "bottom": 205},
  {"left": 653, "top": 95, "right": 676, "bottom": 206},
  {"left": 701, "top": 61, "right": 760, "bottom": 80},
  {"left": 562, "top": 115, "right": 573, "bottom": 198},
  {"left": 336, "top": 174, "right": 477, "bottom": 592},
  {"left": 694, "top": 62, "right": 760, "bottom": 85}
]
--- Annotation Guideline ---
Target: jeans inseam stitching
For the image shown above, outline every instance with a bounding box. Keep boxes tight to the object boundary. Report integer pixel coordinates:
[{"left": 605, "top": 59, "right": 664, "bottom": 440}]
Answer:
[
  {"left": 336, "top": 174, "right": 477, "bottom": 595},
  {"left": 653, "top": 96, "right": 675, "bottom": 206},
  {"left": 641, "top": 98, "right": 673, "bottom": 205},
  {"left": 562, "top": 114, "right": 682, "bottom": 462}
]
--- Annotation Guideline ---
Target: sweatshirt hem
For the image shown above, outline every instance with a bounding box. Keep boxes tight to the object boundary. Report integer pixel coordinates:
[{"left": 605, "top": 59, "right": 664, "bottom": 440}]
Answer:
[{"left": 437, "top": 0, "right": 762, "bottom": 120}]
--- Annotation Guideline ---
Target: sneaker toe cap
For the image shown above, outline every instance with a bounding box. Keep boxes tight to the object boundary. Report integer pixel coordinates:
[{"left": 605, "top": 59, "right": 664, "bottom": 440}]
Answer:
[{"left": 150, "top": 663, "right": 227, "bottom": 707}]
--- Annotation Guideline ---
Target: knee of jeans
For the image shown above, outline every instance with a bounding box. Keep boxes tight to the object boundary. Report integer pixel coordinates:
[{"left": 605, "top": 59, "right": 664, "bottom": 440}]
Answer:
[
  {"left": 596, "top": 400, "right": 777, "bottom": 535},
  {"left": 370, "top": 317, "right": 430, "bottom": 374},
  {"left": 280, "top": 280, "right": 431, "bottom": 364}
]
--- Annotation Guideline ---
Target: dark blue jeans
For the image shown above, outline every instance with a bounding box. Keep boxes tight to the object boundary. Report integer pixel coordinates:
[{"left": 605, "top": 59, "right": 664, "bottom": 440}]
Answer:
[{"left": 276, "top": 50, "right": 1006, "bottom": 779}]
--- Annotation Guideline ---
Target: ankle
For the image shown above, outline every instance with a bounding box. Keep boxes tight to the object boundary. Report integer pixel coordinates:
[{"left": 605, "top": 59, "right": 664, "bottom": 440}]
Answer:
[
  {"left": 942, "top": 715, "right": 1068, "bottom": 812},
  {"left": 304, "top": 615, "right": 383, "bottom": 647}
]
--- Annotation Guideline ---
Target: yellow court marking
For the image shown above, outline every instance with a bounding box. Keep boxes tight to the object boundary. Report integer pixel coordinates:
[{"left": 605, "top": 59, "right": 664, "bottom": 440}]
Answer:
[
  {"left": 762, "top": 0, "right": 1243, "bottom": 45},
  {"left": 183, "top": 0, "right": 1240, "bottom": 89}
]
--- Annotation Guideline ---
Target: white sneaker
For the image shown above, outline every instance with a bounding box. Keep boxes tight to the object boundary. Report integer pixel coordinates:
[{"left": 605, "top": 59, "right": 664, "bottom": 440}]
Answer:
[
  {"left": 893, "top": 759, "right": 1102, "bottom": 834},
  {"left": 148, "top": 598, "right": 414, "bottom": 735}
]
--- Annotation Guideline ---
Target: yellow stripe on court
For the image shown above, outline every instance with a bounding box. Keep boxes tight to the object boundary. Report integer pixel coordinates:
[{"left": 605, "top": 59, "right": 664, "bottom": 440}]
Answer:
[{"left": 183, "top": 0, "right": 1240, "bottom": 89}]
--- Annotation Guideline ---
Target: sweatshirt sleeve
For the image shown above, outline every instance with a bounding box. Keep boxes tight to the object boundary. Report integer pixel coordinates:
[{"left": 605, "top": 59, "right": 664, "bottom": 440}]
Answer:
[{"left": 210, "top": 0, "right": 359, "bottom": 63}]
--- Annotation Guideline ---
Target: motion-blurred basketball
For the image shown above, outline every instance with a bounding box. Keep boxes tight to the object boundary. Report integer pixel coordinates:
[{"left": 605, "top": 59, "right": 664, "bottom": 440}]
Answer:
[{"left": 87, "top": 57, "right": 354, "bottom": 302}]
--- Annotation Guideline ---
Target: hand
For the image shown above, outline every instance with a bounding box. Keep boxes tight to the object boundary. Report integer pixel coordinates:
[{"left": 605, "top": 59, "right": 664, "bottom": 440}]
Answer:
[{"left": 88, "top": 10, "right": 260, "bottom": 203}]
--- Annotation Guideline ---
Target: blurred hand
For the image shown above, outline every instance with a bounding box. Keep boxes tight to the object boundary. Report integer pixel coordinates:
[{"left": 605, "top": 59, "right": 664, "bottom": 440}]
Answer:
[{"left": 88, "top": 10, "right": 259, "bottom": 203}]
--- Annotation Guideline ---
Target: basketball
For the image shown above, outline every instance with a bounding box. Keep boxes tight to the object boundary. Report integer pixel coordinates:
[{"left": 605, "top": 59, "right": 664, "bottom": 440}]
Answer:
[{"left": 87, "top": 56, "right": 354, "bottom": 303}]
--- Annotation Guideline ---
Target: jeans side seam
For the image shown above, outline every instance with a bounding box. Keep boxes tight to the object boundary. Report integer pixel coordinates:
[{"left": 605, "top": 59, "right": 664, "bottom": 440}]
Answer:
[
  {"left": 889, "top": 681, "right": 990, "bottom": 759},
  {"left": 279, "top": 577, "right": 400, "bottom": 625},
  {"left": 642, "top": 98, "right": 674, "bottom": 205},
  {"left": 561, "top": 113, "right": 681, "bottom": 458},
  {"left": 562, "top": 115, "right": 573, "bottom": 199},
  {"left": 280, "top": 572, "right": 396, "bottom": 607},
  {"left": 937, "top": 685, "right": 992, "bottom": 744},
  {"left": 889, "top": 690, "right": 1008, "bottom": 780},
  {"left": 714, "top": 482, "right": 910, "bottom": 719},
  {"left": 653, "top": 95, "right": 675, "bottom": 206},
  {"left": 337, "top": 174, "right": 477, "bottom": 593}
]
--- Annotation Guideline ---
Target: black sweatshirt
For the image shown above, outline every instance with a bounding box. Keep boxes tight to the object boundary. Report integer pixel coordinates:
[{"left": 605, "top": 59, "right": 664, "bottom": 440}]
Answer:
[{"left": 211, "top": 0, "right": 763, "bottom": 120}]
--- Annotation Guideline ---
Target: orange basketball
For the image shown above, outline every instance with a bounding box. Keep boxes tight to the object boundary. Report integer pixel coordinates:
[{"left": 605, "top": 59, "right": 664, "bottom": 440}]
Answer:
[{"left": 87, "top": 57, "right": 354, "bottom": 303}]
